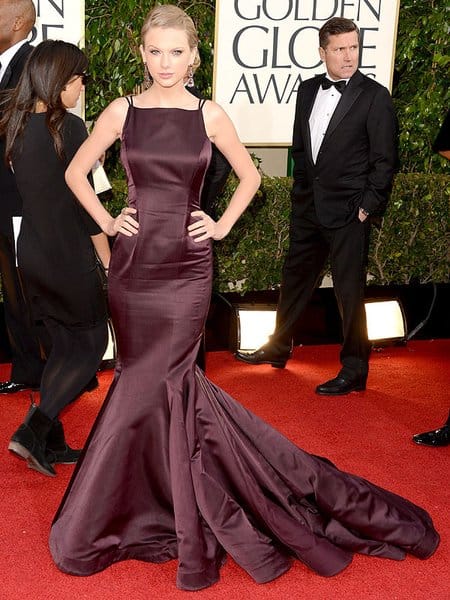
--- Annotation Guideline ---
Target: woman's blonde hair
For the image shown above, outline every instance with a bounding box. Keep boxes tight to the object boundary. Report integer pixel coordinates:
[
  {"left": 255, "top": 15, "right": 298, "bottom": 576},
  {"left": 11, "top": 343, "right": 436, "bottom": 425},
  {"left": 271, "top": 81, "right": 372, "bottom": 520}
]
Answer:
[{"left": 141, "top": 5, "right": 200, "bottom": 71}]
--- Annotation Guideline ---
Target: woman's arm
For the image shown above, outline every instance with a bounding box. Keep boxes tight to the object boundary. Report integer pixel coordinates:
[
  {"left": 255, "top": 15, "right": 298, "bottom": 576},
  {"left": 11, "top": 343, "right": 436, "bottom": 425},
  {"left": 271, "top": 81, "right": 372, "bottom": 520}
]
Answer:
[
  {"left": 65, "top": 97, "right": 139, "bottom": 237},
  {"left": 188, "top": 101, "right": 261, "bottom": 242}
]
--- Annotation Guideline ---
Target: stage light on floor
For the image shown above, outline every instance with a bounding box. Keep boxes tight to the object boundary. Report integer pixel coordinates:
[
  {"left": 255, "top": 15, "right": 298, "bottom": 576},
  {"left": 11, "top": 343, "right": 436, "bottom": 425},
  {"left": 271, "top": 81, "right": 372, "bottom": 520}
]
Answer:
[
  {"left": 364, "top": 299, "right": 407, "bottom": 343},
  {"left": 234, "top": 304, "right": 277, "bottom": 352}
]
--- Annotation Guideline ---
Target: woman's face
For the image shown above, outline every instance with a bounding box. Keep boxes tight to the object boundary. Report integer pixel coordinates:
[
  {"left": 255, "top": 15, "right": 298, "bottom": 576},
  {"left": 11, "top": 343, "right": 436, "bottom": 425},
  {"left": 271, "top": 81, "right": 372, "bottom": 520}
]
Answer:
[
  {"left": 60, "top": 73, "right": 85, "bottom": 109},
  {"left": 140, "top": 26, "right": 196, "bottom": 89}
]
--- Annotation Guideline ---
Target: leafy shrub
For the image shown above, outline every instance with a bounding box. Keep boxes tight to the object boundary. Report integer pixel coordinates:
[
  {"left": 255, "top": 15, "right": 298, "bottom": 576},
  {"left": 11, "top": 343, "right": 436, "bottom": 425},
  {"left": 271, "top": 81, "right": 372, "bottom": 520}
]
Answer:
[{"left": 107, "top": 173, "right": 450, "bottom": 293}]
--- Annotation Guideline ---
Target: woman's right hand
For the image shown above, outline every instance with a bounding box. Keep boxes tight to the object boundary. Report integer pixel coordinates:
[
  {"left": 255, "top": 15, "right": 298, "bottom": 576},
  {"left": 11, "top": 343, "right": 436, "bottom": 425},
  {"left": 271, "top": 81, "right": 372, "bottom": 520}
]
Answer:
[{"left": 105, "top": 207, "right": 139, "bottom": 237}]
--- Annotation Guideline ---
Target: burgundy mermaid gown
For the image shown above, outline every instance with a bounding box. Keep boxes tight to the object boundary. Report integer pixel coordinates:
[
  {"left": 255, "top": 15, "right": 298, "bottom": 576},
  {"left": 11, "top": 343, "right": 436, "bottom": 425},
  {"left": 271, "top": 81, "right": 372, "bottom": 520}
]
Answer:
[{"left": 49, "top": 98, "right": 439, "bottom": 591}]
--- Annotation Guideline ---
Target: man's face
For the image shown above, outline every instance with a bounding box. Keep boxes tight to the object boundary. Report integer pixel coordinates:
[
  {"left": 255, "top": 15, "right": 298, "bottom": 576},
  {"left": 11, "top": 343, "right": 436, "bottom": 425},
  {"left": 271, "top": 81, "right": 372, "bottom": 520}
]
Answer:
[
  {"left": 319, "top": 30, "right": 360, "bottom": 81},
  {"left": 0, "top": 1, "right": 17, "bottom": 53}
]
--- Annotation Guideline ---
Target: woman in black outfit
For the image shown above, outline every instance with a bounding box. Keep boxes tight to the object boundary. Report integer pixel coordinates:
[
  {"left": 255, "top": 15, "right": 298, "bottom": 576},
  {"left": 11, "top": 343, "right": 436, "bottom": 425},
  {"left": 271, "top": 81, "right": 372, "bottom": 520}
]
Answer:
[{"left": 0, "top": 40, "right": 109, "bottom": 477}]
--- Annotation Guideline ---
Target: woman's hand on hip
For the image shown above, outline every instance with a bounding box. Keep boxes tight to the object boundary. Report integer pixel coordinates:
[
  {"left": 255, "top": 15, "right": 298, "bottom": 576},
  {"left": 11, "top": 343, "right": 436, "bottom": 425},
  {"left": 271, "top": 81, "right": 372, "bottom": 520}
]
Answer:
[
  {"left": 105, "top": 207, "right": 139, "bottom": 237},
  {"left": 188, "top": 210, "right": 228, "bottom": 242}
]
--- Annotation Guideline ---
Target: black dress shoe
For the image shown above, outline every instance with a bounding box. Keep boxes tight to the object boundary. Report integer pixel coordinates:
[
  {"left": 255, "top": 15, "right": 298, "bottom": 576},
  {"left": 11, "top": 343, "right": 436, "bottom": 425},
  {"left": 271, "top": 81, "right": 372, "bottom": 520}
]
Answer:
[
  {"left": 235, "top": 345, "right": 291, "bottom": 369},
  {"left": 0, "top": 381, "right": 39, "bottom": 395},
  {"left": 316, "top": 374, "right": 366, "bottom": 396},
  {"left": 412, "top": 425, "right": 449, "bottom": 447}
]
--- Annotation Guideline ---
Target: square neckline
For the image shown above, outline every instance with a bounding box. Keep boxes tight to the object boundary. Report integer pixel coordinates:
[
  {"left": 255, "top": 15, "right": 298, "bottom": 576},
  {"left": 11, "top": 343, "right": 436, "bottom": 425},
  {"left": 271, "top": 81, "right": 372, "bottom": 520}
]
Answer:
[{"left": 126, "top": 96, "right": 206, "bottom": 112}]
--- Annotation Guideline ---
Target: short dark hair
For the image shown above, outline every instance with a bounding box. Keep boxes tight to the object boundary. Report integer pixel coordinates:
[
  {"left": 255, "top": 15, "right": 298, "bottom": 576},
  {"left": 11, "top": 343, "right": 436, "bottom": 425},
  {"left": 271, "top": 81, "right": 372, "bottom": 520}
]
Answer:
[{"left": 319, "top": 17, "right": 359, "bottom": 49}]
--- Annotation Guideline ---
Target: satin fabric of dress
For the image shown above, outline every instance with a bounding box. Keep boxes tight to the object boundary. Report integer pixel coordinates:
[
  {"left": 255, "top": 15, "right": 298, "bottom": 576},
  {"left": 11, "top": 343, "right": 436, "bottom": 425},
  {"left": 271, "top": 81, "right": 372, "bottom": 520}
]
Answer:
[{"left": 49, "top": 101, "right": 439, "bottom": 591}]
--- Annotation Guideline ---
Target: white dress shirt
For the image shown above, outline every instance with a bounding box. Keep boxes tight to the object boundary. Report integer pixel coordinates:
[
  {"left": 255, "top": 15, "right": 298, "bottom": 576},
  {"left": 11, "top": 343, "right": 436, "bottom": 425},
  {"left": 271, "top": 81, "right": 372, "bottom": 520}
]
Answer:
[{"left": 309, "top": 73, "right": 349, "bottom": 163}]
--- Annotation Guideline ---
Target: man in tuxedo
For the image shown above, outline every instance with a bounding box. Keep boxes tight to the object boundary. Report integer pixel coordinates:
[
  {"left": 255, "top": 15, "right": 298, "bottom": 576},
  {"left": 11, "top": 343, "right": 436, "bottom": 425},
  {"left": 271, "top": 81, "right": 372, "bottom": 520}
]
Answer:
[
  {"left": 236, "top": 17, "right": 398, "bottom": 395},
  {"left": 0, "top": 0, "right": 46, "bottom": 394}
]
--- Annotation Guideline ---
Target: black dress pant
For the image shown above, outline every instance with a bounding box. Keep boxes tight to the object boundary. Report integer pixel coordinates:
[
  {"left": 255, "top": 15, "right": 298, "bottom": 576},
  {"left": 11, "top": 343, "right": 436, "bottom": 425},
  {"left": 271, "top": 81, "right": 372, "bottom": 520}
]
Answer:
[
  {"left": 272, "top": 201, "right": 371, "bottom": 377},
  {"left": 0, "top": 231, "right": 47, "bottom": 385}
]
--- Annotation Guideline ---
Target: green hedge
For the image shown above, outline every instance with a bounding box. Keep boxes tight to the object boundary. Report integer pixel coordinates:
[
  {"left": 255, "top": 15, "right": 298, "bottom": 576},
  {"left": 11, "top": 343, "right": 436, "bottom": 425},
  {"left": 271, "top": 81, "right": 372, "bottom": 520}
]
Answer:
[
  {"left": 1, "top": 172, "right": 447, "bottom": 301},
  {"left": 105, "top": 172, "right": 450, "bottom": 293}
]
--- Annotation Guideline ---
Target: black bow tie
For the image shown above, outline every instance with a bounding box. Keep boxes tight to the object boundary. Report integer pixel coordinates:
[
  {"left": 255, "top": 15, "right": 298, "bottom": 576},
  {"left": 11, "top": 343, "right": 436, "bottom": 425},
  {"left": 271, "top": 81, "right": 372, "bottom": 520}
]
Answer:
[{"left": 321, "top": 78, "right": 347, "bottom": 93}]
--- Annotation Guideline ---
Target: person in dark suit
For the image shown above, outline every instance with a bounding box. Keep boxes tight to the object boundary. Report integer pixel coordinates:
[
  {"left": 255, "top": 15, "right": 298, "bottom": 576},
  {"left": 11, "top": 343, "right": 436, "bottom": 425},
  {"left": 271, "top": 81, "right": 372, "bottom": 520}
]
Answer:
[
  {"left": 236, "top": 17, "right": 398, "bottom": 395},
  {"left": 188, "top": 84, "right": 232, "bottom": 369},
  {"left": 0, "top": 0, "right": 46, "bottom": 394},
  {"left": 412, "top": 108, "right": 449, "bottom": 447},
  {"left": 187, "top": 85, "right": 232, "bottom": 219},
  {"left": 195, "top": 145, "right": 232, "bottom": 370}
]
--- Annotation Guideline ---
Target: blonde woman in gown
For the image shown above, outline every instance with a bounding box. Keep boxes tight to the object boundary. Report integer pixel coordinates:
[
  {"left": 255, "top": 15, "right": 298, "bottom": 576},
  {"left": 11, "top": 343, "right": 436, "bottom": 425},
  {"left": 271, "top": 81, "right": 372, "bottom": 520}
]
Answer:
[{"left": 49, "top": 5, "right": 439, "bottom": 592}]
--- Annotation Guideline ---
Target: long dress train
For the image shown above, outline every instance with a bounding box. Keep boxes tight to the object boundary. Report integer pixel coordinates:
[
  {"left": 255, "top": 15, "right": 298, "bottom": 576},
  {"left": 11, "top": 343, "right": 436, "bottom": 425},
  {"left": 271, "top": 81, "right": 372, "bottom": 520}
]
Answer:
[{"left": 49, "top": 98, "right": 439, "bottom": 591}]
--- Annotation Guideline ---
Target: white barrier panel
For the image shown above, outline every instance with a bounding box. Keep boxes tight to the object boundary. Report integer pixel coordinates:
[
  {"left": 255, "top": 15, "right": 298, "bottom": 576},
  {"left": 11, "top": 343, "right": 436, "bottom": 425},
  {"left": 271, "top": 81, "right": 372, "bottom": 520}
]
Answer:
[{"left": 214, "top": 0, "right": 400, "bottom": 145}]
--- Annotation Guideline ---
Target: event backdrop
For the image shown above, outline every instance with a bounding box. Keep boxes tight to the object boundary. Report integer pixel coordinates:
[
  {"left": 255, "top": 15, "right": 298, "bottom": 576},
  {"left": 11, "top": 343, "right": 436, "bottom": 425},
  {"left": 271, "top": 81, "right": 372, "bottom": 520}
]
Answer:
[
  {"left": 31, "top": 0, "right": 84, "bottom": 46},
  {"left": 214, "top": 0, "right": 400, "bottom": 145}
]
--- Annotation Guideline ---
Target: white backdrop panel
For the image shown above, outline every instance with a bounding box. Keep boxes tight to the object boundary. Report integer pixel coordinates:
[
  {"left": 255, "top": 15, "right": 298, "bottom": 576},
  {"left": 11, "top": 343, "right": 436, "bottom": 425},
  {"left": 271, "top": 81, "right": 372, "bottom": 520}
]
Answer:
[{"left": 214, "top": 0, "right": 400, "bottom": 145}]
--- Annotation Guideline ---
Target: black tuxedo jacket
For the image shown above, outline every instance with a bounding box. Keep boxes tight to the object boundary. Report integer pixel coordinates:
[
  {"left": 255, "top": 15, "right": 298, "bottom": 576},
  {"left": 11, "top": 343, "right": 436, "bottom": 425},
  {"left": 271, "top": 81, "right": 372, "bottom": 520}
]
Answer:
[
  {"left": 0, "top": 42, "right": 34, "bottom": 235},
  {"left": 291, "top": 70, "right": 398, "bottom": 228}
]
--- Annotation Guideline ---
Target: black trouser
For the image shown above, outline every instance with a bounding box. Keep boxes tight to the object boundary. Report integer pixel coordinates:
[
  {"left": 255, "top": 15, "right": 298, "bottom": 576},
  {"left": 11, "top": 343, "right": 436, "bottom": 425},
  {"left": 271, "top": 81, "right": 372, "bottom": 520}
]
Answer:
[
  {"left": 272, "top": 201, "right": 371, "bottom": 378},
  {"left": 0, "top": 231, "right": 47, "bottom": 385},
  {"left": 39, "top": 318, "right": 108, "bottom": 420}
]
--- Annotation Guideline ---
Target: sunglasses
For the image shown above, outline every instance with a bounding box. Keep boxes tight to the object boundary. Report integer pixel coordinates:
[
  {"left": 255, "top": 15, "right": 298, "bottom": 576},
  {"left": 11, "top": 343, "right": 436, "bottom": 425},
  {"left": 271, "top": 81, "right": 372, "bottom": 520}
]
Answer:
[{"left": 74, "top": 73, "right": 89, "bottom": 85}]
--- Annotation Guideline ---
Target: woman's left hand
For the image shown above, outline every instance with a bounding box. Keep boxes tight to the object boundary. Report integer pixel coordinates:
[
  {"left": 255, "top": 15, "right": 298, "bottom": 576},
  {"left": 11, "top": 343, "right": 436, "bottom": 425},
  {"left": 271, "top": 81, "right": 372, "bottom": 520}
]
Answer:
[
  {"left": 106, "top": 206, "right": 139, "bottom": 237},
  {"left": 188, "top": 210, "right": 227, "bottom": 242}
]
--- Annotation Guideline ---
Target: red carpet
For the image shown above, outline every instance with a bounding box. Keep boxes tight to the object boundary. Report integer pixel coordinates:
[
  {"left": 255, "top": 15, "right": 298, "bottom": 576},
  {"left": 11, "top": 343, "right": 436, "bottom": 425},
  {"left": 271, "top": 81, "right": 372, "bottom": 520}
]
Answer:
[{"left": 0, "top": 340, "right": 449, "bottom": 599}]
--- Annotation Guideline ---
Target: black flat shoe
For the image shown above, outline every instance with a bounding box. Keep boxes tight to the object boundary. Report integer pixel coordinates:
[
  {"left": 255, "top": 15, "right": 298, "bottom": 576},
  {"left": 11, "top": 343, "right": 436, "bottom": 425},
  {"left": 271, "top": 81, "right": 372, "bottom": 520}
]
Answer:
[
  {"left": 46, "top": 419, "right": 82, "bottom": 464},
  {"left": 8, "top": 405, "right": 56, "bottom": 477},
  {"left": 316, "top": 374, "right": 366, "bottom": 396},
  {"left": 412, "top": 425, "right": 449, "bottom": 447},
  {"left": 46, "top": 445, "right": 82, "bottom": 464},
  {"left": 235, "top": 346, "right": 291, "bottom": 369}
]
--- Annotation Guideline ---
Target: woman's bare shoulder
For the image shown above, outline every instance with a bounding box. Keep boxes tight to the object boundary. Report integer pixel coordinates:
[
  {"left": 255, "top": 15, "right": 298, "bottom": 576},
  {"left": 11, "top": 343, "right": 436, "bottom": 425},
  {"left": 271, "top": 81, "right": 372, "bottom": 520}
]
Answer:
[
  {"left": 104, "top": 96, "right": 130, "bottom": 117},
  {"left": 202, "top": 99, "right": 226, "bottom": 118},
  {"left": 94, "top": 97, "right": 130, "bottom": 137}
]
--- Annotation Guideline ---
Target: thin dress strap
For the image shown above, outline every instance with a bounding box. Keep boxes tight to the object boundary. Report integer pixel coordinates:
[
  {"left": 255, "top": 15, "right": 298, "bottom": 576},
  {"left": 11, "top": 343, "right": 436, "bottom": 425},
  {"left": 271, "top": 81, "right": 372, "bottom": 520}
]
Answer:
[
  {"left": 199, "top": 98, "right": 207, "bottom": 109},
  {"left": 126, "top": 96, "right": 134, "bottom": 106}
]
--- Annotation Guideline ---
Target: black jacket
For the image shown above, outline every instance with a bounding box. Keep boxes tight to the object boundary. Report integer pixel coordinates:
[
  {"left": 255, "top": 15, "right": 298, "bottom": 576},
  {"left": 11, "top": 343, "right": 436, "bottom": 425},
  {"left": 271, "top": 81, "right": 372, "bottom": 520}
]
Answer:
[
  {"left": 291, "top": 70, "right": 398, "bottom": 228},
  {"left": 0, "top": 42, "right": 34, "bottom": 235}
]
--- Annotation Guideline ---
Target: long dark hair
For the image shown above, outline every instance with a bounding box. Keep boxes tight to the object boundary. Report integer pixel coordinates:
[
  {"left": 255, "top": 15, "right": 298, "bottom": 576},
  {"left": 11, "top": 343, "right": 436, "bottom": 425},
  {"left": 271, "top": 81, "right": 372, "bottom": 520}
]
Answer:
[{"left": 0, "top": 40, "right": 87, "bottom": 161}]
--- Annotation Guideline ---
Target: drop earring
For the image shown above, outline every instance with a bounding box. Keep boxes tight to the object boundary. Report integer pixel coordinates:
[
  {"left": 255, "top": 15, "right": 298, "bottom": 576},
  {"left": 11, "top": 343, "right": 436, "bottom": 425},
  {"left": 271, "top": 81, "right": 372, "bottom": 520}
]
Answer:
[
  {"left": 143, "top": 63, "right": 152, "bottom": 90},
  {"left": 186, "top": 65, "right": 194, "bottom": 88}
]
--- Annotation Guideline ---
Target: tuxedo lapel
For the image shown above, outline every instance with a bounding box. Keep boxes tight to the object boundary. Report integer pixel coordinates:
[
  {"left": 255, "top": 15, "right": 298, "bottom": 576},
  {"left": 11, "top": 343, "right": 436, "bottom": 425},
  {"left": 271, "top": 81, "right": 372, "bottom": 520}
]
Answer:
[
  {"left": 0, "top": 43, "right": 32, "bottom": 90},
  {"left": 302, "top": 76, "right": 323, "bottom": 163},
  {"left": 0, "top": 66, "right": 12, "bottom": 90},
  {"left": 304, "top": 76, "right": 324, "bottom": 120},
  {"left": 323, "top": 71, "right": 364, "bottom": 142}
]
